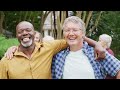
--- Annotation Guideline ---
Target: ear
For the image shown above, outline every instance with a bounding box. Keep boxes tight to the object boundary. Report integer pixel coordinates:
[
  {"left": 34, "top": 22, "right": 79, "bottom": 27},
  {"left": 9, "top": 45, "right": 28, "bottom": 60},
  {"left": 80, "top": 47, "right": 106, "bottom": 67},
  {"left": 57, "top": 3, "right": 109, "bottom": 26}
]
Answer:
[{"left": 82, "top": 32, "right": 85, "bottom": 37}]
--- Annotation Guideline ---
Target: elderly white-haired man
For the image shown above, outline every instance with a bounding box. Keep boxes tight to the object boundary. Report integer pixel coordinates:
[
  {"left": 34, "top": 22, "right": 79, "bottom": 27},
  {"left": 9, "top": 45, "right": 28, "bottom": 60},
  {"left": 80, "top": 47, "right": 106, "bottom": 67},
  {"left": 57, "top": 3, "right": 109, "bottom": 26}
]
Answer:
[
  {"left": 52, "top": 16, "right": 120, "bottom": 79},
  {"left": 98, "top": 34, "right": 114, "bottom": 56}
]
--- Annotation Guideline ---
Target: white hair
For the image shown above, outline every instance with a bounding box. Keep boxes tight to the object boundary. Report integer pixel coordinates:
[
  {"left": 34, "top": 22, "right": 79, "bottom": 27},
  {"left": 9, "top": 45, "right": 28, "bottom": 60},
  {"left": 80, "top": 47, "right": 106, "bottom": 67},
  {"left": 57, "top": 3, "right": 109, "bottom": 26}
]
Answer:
[
  {"left": 62, "top": 16, "right": 86, "bottom": 34},
  {"left": 99, "top": 34, "right": 112, "bottom": 48}
]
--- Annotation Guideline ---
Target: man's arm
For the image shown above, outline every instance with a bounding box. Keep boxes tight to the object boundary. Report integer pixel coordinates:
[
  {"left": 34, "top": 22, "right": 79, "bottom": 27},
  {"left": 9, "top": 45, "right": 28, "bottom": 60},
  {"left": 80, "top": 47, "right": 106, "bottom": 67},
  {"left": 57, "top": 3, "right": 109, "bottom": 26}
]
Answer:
[
  {"left": 44, "top": 39, "right": 68, "bottom": 54},
  {"left": 5, "top": 40, "right": 67, "bottom": 60},
  {"left": 83, "top": 36, "right": 97, "bottom": 47},
  {"left": 83, "top": 36, "right": 106, "bottom": 60}
]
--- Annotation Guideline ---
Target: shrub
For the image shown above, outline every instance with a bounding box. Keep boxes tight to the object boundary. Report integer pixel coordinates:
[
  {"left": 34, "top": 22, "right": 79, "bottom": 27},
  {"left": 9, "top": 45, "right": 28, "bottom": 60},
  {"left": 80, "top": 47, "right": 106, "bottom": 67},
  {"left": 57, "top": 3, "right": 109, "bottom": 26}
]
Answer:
[{"left": 0, "top": 35, "right": 19, "bottom": 59}]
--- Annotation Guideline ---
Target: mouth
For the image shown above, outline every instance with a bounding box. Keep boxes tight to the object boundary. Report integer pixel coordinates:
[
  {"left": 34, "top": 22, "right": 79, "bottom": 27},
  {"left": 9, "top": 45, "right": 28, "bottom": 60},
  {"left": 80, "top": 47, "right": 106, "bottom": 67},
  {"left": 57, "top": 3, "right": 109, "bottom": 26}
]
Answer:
[
  {"left": 21, "top": 37, "right": 33, "bottom": 47},
  {"left": 68, "top": 37, "right": 76, "bottom": 41},
  {"left": 22, "top": 37, "right": 30, "bottom": 43},
  {"left": 21, "top": 36, "right": 31, "bottom": 43}
]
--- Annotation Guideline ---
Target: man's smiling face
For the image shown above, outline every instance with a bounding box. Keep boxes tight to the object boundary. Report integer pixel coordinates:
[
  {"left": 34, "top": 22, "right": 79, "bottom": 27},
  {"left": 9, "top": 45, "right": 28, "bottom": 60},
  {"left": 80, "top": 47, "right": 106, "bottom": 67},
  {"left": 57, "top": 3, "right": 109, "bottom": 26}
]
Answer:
[{"left": 16, "top": 21, "right": 35, "bottom": 48}]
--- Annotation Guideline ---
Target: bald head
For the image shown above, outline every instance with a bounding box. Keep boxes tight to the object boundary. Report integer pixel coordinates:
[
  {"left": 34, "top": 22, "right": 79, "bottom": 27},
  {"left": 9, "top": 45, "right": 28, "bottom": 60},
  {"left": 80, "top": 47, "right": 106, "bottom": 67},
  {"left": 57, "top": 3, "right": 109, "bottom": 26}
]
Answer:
[{"left": 16, "top": 21, "right": 34, "bottom": 31}]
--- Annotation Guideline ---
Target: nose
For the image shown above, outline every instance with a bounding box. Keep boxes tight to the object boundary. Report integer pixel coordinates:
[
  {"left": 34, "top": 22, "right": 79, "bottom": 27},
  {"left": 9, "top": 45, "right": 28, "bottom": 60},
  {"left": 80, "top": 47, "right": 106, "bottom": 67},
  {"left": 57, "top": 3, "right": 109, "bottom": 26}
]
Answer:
[
  {"left": 68, "top": 30, "right": 74, "bottom": 35},
  {"left": 23, "top": 30, "right": 28, "bottom": 36}
]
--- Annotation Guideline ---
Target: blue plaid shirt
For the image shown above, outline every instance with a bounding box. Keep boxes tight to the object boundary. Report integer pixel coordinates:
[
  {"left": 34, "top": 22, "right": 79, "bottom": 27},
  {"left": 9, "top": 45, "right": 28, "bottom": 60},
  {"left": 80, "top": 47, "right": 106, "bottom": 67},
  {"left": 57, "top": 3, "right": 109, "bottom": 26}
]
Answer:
[{"left": 52, "top": 42, "right": 120, "bottom": 79}]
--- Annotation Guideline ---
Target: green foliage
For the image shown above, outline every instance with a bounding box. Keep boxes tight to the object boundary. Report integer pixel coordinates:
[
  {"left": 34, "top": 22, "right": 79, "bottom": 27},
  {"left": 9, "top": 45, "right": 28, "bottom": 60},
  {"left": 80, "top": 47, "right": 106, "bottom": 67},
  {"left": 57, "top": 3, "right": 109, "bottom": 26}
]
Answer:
[
  {"left": 3, "top": 11, "right": 42, "bottom": 37},
  {"left": 0, "top": 35, "right": 19, "bottom": 59},
  {"left": 90, "top": 11, "right": 120, "bottom": 59}
]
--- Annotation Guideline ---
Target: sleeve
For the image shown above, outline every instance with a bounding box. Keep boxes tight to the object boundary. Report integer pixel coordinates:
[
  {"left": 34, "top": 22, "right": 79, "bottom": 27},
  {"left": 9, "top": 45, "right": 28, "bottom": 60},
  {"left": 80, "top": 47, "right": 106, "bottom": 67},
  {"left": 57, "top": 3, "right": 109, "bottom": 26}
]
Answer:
[
  {"left": 51, "top": 55, "right": 56, "bottom": 79},
  {"left": 100, "top": 51, "right": 120, "bottom": 77},
  {"left": 0, "top": 57, "right": 8, "bottom": 79},
  {"left": 52, "top": 50, "right": 65, "bottom": 79},
  {"left": 48, "top": 39, "right": 68, "bottom": 54}
]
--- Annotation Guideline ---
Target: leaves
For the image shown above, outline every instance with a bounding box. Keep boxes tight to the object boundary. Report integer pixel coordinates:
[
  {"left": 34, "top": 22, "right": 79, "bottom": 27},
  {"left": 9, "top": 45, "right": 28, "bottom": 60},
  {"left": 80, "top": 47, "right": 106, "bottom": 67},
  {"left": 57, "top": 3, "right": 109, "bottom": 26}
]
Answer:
[{"left": 0, "top": 35, "right": 19, "bottom": 59}]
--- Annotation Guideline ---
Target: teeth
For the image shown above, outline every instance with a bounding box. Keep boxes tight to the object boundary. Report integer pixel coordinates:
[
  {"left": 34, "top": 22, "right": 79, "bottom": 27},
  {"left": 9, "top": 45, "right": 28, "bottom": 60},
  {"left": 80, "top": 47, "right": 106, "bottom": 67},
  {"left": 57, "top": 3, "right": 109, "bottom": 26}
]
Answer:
[
  {"left": 23, "top": 38, "right": 30, "bottom": 42},
  {"left": 69, "top": 37, "right": 75, "bottom": 39}
]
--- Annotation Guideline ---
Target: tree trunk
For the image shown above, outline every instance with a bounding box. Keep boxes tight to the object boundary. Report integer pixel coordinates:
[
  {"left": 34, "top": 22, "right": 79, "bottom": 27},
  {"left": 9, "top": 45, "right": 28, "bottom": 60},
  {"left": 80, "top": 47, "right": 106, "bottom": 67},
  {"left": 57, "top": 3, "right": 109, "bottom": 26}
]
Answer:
[
  {"left": 85, "top": 11, "right": 93, "bottom": 29},
  {"left": 76, "top": 11, "right": 82, "bottom": 19},
  {"left": 39, "top": 11, "right": 51, "bottom": 33},
  {"left": 56, "top": 11, "right": 66, "bottom": 39},
  {"left": 39, "top": 11, "right": 44, "bottom": 33},
  {"left": 50, "top": 11, "right": 54, "bottom": 37},
  {"left": 24, "top": 11, "right": 28, "bottom": 21},
  {"left": 0, "top": 11, "right": 5, "bottom": 34},
  {"left": 52, "top": 11, "right": 57, "bottom": 38},
  {"left": 82, "top": 11, "right": 86, "bottom": 22},
  {"left": 87, "top": 11, "right": 103, "bottom": 36},
  {"left": 56, "top": 11, "right": 61, "bottom": 39},
  {"left": 60, "top": 11, "right": 66, "bottom": 38}
]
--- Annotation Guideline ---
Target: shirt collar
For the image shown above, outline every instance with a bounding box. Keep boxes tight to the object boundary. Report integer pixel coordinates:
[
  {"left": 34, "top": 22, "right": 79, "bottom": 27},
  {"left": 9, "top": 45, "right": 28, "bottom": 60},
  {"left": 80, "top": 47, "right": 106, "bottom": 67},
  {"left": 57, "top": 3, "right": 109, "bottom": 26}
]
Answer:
[{"left": 14, "top": 42, "right": 43, "bottom": 58}]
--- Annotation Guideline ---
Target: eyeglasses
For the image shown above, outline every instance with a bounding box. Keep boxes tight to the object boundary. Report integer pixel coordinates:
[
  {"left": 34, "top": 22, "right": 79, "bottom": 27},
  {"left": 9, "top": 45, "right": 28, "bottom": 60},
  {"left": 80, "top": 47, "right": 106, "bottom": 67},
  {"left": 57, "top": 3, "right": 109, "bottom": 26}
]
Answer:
[{"left": 64, "top": 28, "right": 81, "bottom": 33}]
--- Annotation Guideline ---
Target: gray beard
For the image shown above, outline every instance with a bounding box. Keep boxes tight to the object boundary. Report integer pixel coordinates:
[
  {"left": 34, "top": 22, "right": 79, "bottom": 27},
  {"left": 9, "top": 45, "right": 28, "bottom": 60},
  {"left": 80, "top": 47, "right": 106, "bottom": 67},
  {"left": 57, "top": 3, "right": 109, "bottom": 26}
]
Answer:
[{"left": 21, "top": 39, "right": 33, "bottom": 48}]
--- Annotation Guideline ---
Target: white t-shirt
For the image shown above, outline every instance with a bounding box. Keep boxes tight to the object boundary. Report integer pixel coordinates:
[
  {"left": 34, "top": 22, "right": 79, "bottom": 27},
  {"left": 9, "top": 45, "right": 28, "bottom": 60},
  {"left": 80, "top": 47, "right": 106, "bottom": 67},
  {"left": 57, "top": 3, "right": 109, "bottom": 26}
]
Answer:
[{"left": 62, "top": 49, "right": 95, "bottom": 79}]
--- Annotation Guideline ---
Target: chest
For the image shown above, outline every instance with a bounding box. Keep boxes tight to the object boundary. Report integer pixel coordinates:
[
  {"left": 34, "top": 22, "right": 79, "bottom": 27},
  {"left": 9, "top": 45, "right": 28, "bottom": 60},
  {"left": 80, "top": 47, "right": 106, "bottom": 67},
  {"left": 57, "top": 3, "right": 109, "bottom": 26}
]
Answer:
[{"left": 62, "top": 50, "right": 95, "bottom": 79}]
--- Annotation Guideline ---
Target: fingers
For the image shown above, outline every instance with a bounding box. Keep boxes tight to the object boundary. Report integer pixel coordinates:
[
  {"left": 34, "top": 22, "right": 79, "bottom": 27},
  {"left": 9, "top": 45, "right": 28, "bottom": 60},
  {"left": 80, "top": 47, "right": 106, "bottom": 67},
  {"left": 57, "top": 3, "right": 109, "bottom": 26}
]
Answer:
[
  {"left": 96, "top": 51, "right": 106, "bottom": 60},
  {"left": 4, "top": 46, "right": 17, "bottom": 60},
  {"left": 8, "top": 49, "right": 13, "bottom": 60},
  {"left": 4, "top": 48, "right": 14, "bottom": 60}
]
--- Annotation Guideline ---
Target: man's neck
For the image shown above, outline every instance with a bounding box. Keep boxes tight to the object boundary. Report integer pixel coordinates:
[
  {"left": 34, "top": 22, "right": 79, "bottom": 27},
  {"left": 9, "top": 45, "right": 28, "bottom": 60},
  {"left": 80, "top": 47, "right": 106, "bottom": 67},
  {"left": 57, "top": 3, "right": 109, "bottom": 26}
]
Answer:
[
  {"left": 70, "top": 42, "right": 83, "bottom": 52},
  {"left": 19, "top": 43, "right": 35, "bottom": 58}
]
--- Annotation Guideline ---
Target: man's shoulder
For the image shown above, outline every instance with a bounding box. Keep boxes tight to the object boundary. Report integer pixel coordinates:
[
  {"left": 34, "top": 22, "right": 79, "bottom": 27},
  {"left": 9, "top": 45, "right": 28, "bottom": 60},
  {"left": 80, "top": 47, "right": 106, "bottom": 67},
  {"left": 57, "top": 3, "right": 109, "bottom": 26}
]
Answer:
[
  {"left": 0, "top": 56, "right": 9, "bottom": 63},
  {"left": 53, "top": 47, "right": 68, "bottom": 58},
  {"left": 42, "top": 39, "right": 66, "bottom": 45},
  {"left": 57, "top": 47, "right": 68, "bottom": 53}
]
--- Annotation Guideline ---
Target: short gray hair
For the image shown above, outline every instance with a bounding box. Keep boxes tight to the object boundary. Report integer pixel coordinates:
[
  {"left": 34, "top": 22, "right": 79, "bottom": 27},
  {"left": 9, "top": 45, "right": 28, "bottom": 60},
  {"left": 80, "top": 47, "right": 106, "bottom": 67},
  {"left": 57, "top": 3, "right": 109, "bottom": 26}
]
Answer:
[
  {"left": 62, "top": 16, "right": 86, "bottom": 34},
  {"left": 16, "top": 21, "right": 34, "bottom": 30}
]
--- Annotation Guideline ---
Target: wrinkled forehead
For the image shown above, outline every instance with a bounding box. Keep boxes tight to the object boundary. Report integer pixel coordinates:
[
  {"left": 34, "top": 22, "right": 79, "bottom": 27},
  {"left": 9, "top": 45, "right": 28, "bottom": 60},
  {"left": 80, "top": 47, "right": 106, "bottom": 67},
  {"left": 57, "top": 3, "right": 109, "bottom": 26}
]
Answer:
[
  {"left": 64, "top": 22, "right": 81, "bottom": 29},
  {"left": 16, "top": 22, "right": 34, "bottom": 30}
]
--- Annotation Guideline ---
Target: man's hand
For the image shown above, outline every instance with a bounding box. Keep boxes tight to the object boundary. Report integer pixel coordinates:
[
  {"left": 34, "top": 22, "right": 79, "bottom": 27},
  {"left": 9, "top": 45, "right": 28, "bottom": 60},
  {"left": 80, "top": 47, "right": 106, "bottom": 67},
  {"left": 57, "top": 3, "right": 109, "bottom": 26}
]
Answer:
[
  {"left": 82, "top": 36, "right": 106, "bottom": 60},
  {"left": 4, "top": 46, "right": 17, "bottom": 60},
  {"left": 94, "top": 42, "right": 106, "bottom": 60}
]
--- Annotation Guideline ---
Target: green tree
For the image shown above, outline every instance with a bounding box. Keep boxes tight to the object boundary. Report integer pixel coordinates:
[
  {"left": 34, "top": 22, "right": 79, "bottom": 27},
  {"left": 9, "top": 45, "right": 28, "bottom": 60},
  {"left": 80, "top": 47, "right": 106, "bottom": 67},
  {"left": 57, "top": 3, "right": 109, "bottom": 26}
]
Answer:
[{"left": 92, "top": 11, "right": 120, "bottom": 59}]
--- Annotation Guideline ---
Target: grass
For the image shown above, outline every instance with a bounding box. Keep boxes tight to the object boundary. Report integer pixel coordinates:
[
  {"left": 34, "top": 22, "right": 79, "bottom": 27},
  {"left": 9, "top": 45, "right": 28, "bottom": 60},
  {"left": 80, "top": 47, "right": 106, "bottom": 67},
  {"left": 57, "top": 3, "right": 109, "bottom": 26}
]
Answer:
[{"left": 0, "top": 35, "right": 19, "bottom": 59}]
